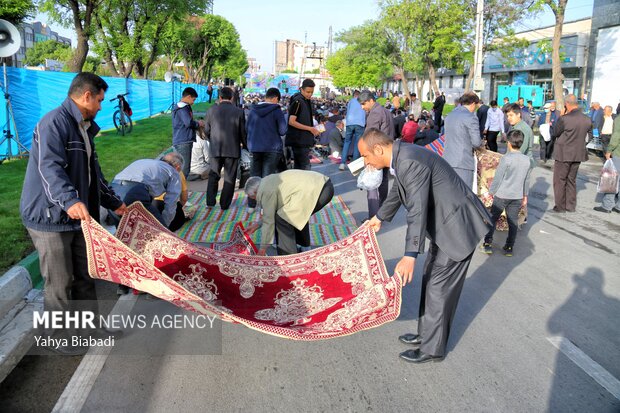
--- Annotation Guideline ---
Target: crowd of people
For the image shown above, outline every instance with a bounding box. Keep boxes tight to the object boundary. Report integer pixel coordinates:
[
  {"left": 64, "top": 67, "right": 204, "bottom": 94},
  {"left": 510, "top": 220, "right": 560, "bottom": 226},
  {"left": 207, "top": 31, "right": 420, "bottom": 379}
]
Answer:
[{"left": 19, "top": 70, "right": 619, "bottom": 360}]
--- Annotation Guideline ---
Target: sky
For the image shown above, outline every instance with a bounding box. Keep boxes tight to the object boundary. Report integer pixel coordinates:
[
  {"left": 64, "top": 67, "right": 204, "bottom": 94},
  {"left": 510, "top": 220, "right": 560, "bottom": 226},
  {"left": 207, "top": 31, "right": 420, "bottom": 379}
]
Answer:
[{"left": 34, "top": 0, "right": 595, "bottom": 73}]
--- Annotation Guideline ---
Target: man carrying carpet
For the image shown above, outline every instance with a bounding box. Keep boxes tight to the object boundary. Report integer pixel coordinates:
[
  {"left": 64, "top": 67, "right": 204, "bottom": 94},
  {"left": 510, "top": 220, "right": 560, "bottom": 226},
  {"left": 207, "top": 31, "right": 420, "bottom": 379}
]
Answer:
[
  {"left": 360, "top": 128, "right": 491, "bottom": 364},
  {"left": 244, "top": 170, "right": 334, "bottom": 255}
]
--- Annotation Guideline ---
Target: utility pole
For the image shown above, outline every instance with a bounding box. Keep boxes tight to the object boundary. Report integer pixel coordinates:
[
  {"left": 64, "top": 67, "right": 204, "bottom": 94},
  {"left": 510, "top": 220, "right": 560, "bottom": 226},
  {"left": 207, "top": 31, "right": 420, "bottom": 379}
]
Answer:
[
  {"left": 327, "top": 26, "right": 333, "bottom": 57},
  {"left": 473, "top": 0, "right": 485, "bottom": 92}
]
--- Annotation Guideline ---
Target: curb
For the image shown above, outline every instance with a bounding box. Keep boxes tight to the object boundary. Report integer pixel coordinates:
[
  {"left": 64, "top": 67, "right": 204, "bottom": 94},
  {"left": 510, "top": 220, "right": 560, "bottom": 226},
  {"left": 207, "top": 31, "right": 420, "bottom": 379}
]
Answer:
[
  {"left": 0, "top": 267, "right": 32, "bottom": 320},
  {"left": 0, "top": 252, "right": 42, "bottom": 384}
]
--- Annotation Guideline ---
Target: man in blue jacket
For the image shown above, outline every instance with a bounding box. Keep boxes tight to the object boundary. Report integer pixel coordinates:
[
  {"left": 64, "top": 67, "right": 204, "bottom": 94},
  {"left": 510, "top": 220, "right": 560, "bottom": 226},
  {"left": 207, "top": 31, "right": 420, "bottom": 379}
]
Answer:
[
  {"left": 246, "top": 87, "right": 287, "bottom": 211},
  {"left": 20, "top": 72, "right": 126, "bottom": 355},
  {"left": 172, "top": 87, "right": 204, "bottom": 177}
]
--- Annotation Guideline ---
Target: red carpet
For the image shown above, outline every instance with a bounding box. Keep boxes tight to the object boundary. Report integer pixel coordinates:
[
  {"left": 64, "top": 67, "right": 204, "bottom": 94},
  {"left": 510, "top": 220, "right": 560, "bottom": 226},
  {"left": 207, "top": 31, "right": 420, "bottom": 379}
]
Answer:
[{"left": 83, "top": 203, "right": 401, "bottom": 340}]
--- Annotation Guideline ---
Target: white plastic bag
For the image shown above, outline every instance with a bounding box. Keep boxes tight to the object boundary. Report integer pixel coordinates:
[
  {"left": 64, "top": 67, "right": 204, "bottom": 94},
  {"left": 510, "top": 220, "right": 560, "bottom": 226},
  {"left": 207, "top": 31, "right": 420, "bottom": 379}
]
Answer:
[
  {"left": 357, "top": 166, "right": 383, "bottom": 191},
  {"left": 539, "top": 123, "right": 551, "bottom": 142},
  {"left": 597, "top": 159, "right": 619, "bottom": 194}
]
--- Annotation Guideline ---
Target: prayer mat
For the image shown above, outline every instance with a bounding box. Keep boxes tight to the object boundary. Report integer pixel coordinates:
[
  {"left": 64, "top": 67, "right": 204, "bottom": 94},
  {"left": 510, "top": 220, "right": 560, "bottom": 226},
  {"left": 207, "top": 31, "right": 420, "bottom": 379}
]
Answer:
[
  {"left": 176, "top": 192, "right": 358, "bottom": 246},
  {"left": 83, "top": 203, "right": 401, "bottom": 340},
  {"left": 476, "top": 150, "right": 527, "bottom": 230},
  {"left": 211, "top": 222, "right": 257, "bottom": 255},
  {"left": 422, "top": 137, "right": 525, "bottom": 231},
  {"left": 424, "top": 135, "right": 445, "bottom": 156}
]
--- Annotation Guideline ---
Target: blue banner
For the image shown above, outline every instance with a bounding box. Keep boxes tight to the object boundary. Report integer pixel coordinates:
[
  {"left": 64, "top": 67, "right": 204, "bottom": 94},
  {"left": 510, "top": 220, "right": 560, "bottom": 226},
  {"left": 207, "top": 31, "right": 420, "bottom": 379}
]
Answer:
[{"left": 0, "top": 68, "right": 213, "bottom": 157}]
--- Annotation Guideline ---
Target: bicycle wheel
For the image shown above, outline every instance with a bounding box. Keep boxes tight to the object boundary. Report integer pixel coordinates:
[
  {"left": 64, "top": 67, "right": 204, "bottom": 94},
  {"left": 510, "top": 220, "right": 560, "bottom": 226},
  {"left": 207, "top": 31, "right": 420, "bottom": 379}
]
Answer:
[
  {"left": 113, "top": 110, "right": 124, "bottom": 135},
  {"left": 123, "top": 115, "right": 133, "bottom": 135}
]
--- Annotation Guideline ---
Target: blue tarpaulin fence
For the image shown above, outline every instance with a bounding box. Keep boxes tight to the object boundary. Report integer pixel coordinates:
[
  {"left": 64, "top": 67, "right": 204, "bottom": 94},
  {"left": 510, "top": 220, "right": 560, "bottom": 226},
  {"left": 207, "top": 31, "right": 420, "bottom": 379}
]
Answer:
[{"left": 0, "top": 67, "right": 215, "bottom": 158}]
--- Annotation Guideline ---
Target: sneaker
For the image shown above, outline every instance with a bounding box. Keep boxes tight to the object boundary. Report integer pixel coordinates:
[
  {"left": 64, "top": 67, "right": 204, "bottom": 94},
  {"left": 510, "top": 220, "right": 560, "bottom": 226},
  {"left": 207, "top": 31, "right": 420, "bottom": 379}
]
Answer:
[
  {"left": 503, "top": 246, "right": 513, "bottom": 257},
  {"left": 480, "top": 243, "right": 492, "bottom": 254},
  {"left": 339, "top": 164, "right": 345, "bottom": 171}
]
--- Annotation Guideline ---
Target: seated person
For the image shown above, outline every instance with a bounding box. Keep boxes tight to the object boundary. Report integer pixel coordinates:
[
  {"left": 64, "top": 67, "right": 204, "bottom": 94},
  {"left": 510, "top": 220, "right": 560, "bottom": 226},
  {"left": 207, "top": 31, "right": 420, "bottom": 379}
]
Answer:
[
  {"left": 414, "top": 119, "right": 440, "bottom": 146},
  {"left": 401, "top": 114, "right": 419, "bottom": 143},
  {"left": 187, "top": 131, "right": 210, "bottom": 181},
  {"left": 109, "top": 153, "right": 183, "bottom": 230},
  {"left": 244, "top": 170, "right": 334, "bottom": 255},
  {"left": 327, "top": 119, "right": 345, "bottom": 157}
]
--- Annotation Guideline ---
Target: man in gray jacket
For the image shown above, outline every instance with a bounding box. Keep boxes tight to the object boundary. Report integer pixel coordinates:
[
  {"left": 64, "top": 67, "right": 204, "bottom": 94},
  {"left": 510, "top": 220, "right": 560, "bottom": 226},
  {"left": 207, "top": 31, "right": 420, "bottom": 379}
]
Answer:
[
  {"left": 443, "top": 92, "right": 483, "bottom": 189},
  {"left": 358, "top": 90, "right": 394, "bottom": 218},
  {"left": 361, "top": 129, "right": 491, "bottom": 364}
]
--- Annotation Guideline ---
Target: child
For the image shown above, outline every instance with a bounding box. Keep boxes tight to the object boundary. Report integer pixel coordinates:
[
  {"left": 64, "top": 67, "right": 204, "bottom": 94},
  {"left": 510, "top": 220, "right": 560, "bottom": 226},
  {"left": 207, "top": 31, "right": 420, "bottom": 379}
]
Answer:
[{"left": 481, "top": 129, "right": 532, "bottom": 256}]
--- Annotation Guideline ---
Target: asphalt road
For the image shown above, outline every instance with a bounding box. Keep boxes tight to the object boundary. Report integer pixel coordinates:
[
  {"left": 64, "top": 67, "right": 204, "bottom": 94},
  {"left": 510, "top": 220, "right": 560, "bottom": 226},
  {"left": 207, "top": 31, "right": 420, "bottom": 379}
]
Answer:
[{"left": 1, "top": 147, "right": 619, "bottom": 413}]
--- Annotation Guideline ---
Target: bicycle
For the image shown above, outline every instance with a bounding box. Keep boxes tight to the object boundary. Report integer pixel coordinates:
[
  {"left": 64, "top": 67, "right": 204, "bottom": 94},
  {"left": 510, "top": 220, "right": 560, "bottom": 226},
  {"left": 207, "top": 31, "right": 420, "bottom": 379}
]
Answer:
[{"left": 110, "top": 93, "right": 133, "bottom": 136}]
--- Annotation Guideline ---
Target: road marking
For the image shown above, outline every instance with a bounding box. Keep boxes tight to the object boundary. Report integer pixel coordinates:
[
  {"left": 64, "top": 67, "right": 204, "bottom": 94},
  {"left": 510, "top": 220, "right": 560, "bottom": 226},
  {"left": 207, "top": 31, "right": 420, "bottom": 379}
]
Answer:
[
  {"left": 52, "top": 294, "right": 138, "bottom": 413},
  {"left": 547, "top": 336, "right": 620, "bottom": 400}
]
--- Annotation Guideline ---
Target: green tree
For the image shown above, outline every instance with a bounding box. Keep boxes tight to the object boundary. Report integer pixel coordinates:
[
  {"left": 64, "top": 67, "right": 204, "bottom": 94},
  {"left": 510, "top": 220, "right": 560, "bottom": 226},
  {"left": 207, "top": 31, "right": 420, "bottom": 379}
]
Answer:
[
  {"left": 459, "top": 0, "right": 534, "bottom": 92},
  {"left": 380, "top": 0, "right": 470, "bottom": 98},
  {"left": 91, "top": 0, "right": 206, "bottom": 78},
  {"left": 39, "top": 0, "right": 99, "bottom": 72},
  {"left": 23, "top": 39, "right": 72, "bottom": 66},
  {"left": 211, "top": 42, "right": 248, "bottom": 82},
  {"left": 325, "top": 45, "right": 389, "bottom": 89},
  {"left": 536, "top": 0, "right": 568, "bottom": 111},
  {"left": 0, "top": 0, "right": 35, "bottom": 23},
  {"left": 326, "top": 21, "right": 393, "bottom": 89},
  {"left": 180, "top": 14, "right": 244, "bottom": 83}
]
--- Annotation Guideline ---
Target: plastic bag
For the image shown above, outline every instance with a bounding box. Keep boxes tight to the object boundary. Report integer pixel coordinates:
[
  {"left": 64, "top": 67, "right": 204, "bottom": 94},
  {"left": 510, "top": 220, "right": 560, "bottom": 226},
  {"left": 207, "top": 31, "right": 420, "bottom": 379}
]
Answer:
[
  {"left": 357, "top": 166, "right": 383, "bottom": 191},
  {"left": 597, "top": 159, "right": 619, "bottom": 194}
]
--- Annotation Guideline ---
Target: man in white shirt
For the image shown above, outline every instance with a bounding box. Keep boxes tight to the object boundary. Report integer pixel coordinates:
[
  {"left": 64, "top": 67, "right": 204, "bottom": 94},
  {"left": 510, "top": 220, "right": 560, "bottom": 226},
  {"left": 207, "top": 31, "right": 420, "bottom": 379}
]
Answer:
[
  {"left": 483, "top": 100, "right": 505, "bottom": 152},
  {"left": 188, "top": 136, "right": 210, "bottom": 181},
  {"left": 601, "top": 105, "right": 615, "bottom": 154}
]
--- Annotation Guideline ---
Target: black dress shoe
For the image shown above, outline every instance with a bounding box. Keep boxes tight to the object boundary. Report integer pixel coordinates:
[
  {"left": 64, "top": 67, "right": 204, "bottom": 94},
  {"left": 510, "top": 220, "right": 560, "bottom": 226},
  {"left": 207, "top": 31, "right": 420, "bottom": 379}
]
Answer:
[
  {"left": 399, "top": 348, "right": 444, "bottom": 363},
  {"left": 549, "top": 207, "right": 565, "bottom": 213},
  {"left": 398, "top": 333, "right": 422, "bottom": 345},
  {"left": 613, "top": 208, "right": 620, "bottom": 214},
  {"left": 593, "top": 206, "right": 612, "bottom": 213}
]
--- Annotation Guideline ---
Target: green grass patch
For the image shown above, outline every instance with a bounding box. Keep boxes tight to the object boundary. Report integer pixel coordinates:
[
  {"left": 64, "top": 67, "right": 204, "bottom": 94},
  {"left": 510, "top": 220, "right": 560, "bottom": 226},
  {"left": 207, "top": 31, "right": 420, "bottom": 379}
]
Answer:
[
  {"left": 0, "top": 104, "right": 212, "bottom": 274},
  {"left": 0, "top": 159, "right": 32, "bottom": 275}
]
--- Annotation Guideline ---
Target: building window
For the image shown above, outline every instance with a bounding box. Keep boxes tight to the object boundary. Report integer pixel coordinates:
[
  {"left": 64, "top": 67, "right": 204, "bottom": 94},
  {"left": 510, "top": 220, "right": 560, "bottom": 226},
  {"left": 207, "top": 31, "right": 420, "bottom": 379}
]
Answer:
[
  {"left": 26, "top": 33, "right": 34, "bottom": 41},
  {"left": 449, "top": 76, "right": 453, "bottom": 88}
]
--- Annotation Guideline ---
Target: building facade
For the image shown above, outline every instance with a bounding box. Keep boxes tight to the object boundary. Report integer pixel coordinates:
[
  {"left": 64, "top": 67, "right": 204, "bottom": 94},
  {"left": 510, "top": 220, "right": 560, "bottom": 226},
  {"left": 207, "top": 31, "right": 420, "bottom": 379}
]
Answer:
[
  {"left": 11, "top": 21, "right": 72, "bottom": 69},
  {"left": 274, "top": 39, "right": 327, "bottom": 75},
  {"left": 382, "top": 18, "right": 606, "bottom": 108},
  {"left": 586, "top": 0, "right": 620, "bottom": 109}
]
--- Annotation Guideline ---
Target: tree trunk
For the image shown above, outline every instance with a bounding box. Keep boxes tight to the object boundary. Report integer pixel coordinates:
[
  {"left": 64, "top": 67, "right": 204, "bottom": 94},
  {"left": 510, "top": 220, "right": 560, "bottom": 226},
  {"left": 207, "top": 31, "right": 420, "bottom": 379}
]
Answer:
[
  {"left": 206, "top": 64, "right": 214, "bottom": 84},
  {"left": 66, "top": 0, "right": 96, "bottom": 73},
  {"left": 415, "top": 75, "right": 424, "bottom": 101},
  {"left": 94, "top": 15, "right": 119, "bottom": 75},
  {"left": 550, "top": 0, "right": 567, "bottom": 112},
  {"left": 464, "top": 64, "right": 475, "bottom": 93},
  {"left": 396, "top": 67, "right": 411, "bottom": 104},
  {"left": 70, "top": 33, "right": 89, "bottom": 72},
  {"left": 427, "top": 62, "right": 440, "bottom": 97}
]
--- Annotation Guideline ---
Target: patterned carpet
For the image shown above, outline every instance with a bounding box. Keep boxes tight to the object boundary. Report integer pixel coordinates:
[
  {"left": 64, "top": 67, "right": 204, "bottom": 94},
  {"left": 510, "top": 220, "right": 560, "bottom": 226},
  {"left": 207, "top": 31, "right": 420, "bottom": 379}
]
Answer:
[
  {"left": 83, "top": 203, "right": 401, "bottom": 340},
  {"left": 176, "top": 192, "right": 358, "bottom": 246}
]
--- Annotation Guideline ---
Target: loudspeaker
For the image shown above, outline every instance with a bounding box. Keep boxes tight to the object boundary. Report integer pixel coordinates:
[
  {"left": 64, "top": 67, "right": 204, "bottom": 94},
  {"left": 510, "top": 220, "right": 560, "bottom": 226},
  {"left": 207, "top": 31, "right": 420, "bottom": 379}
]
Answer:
[{"left": 0, "top": 20, "right": 21, "bottom": 58}]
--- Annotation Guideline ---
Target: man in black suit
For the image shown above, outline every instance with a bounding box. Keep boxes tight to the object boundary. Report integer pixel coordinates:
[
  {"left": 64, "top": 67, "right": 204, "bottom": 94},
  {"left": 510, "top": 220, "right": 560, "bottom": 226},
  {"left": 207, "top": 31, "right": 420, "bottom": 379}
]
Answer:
[
  {"left": 393, "top": 109, "right": 407, "bottom": 139},
  {"left": 361, "top": 128, "right": 491, "bottom": 363},
  {"left": 432, "top": 91, "right": 446, "bottom": 131},
  {"left": 476, "top": 100, "right": 489, "bottom": 139},
  {"left": 204, "top": 86, "right": 247, "bottom": 209}
]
